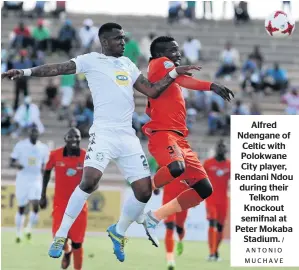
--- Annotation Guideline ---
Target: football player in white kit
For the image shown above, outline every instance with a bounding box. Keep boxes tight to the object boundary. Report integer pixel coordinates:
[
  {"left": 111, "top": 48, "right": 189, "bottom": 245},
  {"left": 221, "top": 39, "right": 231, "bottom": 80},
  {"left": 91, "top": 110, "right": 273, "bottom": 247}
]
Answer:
[
  {"left": 10, "top": 126, "right": 49, "bottom": 243},
  {"left": 2, "top": 22, "right": 201, "bottom": 262}
]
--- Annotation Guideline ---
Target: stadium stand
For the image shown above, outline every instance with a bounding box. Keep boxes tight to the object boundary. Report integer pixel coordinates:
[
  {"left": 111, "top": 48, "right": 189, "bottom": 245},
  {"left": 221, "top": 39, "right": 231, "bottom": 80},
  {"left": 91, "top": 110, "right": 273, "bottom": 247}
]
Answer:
[{"left": 2, "top": 13, "right": 299, "bottom": 184}]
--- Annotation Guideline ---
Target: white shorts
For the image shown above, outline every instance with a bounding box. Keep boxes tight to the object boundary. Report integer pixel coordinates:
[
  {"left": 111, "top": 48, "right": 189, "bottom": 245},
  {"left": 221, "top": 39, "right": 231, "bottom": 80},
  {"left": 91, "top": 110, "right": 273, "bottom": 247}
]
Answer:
[
  {"left": 84, "top": 126, "right": 151, "bottom": 183},
  {"left": 61, "top": 86, "right": 74, "bottom": 107},
  {"left": 15, "top": 177, "right": 42, "bottom": 207}
]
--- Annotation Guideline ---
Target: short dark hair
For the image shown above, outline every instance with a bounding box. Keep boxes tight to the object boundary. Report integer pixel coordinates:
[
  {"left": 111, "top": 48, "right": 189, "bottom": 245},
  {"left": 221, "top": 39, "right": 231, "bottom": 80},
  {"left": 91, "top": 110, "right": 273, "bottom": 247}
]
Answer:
[
  {"left": 98, "top": 22, "right": 122, "bottom": 38},
  {"left": 150, "top": 36, "right": 175, "bottom": 60}
]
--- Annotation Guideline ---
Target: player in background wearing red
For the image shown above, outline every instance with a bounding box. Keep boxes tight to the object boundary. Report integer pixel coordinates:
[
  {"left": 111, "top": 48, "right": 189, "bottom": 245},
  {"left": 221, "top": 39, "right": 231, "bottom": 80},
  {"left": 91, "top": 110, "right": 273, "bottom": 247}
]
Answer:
[
  {"left": 203, "top": 140, "right": 230, "bottom": 262},
  {"left": 39, "top": 128, "right": 86, "bottom": 270},
  {"left": 140, "top": 36, "right": 234, "bottom": 247}
]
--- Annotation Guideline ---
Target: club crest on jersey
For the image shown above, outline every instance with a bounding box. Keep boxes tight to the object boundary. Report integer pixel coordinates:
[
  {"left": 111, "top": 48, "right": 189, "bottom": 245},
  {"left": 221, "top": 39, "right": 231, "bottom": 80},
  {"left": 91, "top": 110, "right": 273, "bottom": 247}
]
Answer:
[
  {"left": 115, "top": 71, "right": 129, "bottom": 86},
  {"left": 66, "top": 168, "right": 77, "bottom": 176},
  {"left": 113, "top": 60, "right": 123, "bottom": 68},
  {"left": 164, "top": 61, "right": 174, "bottom": 69}
]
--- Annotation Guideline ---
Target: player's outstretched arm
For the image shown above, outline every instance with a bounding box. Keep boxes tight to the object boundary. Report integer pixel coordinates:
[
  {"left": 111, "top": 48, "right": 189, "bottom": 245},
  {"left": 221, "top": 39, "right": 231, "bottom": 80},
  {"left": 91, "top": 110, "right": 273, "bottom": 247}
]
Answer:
[
  {"left": 1, "top": 60, "right": 76, "bottom": 80},
  {"left": 176, "top": 75, "right": 235, "bottom": 102},
  {"left": 134, "top": 65, "right": 201, "bottom": 99}
]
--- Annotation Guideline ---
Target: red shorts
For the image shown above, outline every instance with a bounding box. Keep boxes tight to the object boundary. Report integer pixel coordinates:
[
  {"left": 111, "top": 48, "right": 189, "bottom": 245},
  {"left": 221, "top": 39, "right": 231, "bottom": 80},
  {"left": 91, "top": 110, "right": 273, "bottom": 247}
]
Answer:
[
  {"left": 205, "top": 199, "right": 228, "bottom": 225},
  {"left": 162, "top": 180, "right": 189, "bottom": 227},
  {"left": 148, "top": 131, "right": 208, "bottom": 186},
  {"left": 52, "top": 206, "right": 87, "bottom": 243}
]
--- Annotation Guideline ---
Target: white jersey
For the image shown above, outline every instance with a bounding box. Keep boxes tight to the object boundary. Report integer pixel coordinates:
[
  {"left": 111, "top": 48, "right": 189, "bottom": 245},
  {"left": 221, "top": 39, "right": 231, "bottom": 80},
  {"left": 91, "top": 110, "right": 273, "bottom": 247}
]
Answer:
[
  {"left": 11, "top": 139, "right": 49, "bottom": 181},
  {"left": 71, "top": 52, "right": 141, "bottom": 129}
]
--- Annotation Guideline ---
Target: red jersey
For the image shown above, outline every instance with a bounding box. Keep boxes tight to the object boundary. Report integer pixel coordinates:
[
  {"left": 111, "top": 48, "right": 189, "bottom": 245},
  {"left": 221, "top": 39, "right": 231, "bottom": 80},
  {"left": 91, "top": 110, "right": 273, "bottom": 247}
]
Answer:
[
  {"left": 45, "top": 147, "right": 86, "bottom": 209},
  {"left": 204, "top": 158, "right": 230, "bottom": 203},
  {"left": 143, "top": 57, "right": 212, "bottom": 137},
  {"left": 143, "top": 57, "right": 188, "bottom": 136}
]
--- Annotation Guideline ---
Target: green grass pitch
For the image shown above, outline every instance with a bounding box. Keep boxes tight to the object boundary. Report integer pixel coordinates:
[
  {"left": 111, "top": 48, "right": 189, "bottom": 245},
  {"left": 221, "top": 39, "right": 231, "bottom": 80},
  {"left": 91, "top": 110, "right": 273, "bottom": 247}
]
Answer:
[{"left": 1, "top": 231, "right": 296, "bottom": 270}]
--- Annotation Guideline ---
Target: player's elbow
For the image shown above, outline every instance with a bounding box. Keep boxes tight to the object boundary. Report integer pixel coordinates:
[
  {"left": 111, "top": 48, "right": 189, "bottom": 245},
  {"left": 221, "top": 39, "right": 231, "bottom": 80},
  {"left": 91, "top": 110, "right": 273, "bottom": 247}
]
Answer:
[{"left": 148, "top": 90, "right": 160, "bottom": 99}]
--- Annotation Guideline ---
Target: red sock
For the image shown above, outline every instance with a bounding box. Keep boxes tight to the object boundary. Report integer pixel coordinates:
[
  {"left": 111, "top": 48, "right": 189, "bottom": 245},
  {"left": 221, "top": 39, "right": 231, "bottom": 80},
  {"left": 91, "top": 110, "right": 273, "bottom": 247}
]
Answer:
[
  {"left": 176, "top": 188, "right": 203, "bottom": 211},
  {"left": 216, "top": 231, "right": 223, "bottom": 251},
  {"left": 153, "top": 166, "right": 175, "bottom": 189},
  {"left": 73, "top": 247, "right": 83, "bottom": 270},
  {"left": 176, "top": 211, "right": 187, "bottom": 241},
  {"left": 165, "top": 228, "right": 175, "bottom": 253},
  {"left": 208, "top": 227, "right": 218, "bottom": 255}
]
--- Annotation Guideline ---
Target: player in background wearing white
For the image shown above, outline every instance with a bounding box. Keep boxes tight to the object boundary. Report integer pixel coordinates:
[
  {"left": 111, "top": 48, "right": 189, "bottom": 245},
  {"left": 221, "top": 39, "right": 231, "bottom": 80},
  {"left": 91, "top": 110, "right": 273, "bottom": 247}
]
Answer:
[
  {"left": 2, "top": 22, "right": 201, "bottom": 262},
  {"left": 10, "top": 126, "right": 49, "bottom": 243}
]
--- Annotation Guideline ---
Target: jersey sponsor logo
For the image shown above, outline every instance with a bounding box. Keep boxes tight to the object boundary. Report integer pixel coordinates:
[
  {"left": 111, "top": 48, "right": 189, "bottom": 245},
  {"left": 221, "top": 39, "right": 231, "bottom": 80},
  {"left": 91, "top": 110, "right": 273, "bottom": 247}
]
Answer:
[
  {"left": 56, "top": 161, "right": 65, "bottom": 167},
  {"left": 28, "top": 157, "right": 36, "bottom": 166},
  {"left": 66, "top": 168, "right": 77, "bottom": 176},
  {"left": 115, "top": 71, "right": 129, "bottom": 86},
  {"left": 164, "top": 61, "right": 174, "bottom": 69}
]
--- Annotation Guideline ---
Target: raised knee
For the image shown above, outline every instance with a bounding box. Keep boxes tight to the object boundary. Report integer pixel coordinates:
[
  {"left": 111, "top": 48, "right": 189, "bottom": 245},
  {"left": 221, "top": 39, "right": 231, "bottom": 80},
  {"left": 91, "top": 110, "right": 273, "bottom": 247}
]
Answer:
[
  {"left": 136, "top": 188, "right": 152, "bottom": 203},
  {"left": 192, "top": 178, "right": 213, "bottom": 199},
  {"left": 167, "top": 161, "right": 185, "bottom": 178},
  {"left": 79, "top": 168, "right": 102, "bottom": 193},
  {"left": 209, "top": 219, "right": 217, "bottom": 227},
  {"left": 79, "top": 179, "right": 97, "bottom": 193},
  {"left": 131, "top": 177, "right": 152, "bottom": 203}
]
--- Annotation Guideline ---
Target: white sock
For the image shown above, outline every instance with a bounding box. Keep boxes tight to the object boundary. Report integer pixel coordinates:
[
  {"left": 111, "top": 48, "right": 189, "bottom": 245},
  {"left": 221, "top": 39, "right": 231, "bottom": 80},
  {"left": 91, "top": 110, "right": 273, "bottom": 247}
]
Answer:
[
  {"left": 15, "top": 212, "right": 25, "bottom": 238},
  {"left": 55, "top": 186, "right": 90, "bottom": 238},
  {"left": 136, "top": 213, "right": 145, "bottom": 224},
  {"left": 116, "top": 194, "right": 146, "bottom": 236},
  {"left": 26, "top": 211, "right": 38, "bottom": 233}
]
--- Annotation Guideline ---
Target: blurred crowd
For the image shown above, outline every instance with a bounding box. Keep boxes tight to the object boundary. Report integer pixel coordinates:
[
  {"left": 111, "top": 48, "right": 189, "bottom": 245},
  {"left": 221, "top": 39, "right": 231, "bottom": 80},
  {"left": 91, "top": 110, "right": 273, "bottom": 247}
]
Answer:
[
  {"left": 2, "top": 1, "right": 298, "bottom": 142},
  {"left": 167, "top": 1, "right": 292, "bottom": 25}
]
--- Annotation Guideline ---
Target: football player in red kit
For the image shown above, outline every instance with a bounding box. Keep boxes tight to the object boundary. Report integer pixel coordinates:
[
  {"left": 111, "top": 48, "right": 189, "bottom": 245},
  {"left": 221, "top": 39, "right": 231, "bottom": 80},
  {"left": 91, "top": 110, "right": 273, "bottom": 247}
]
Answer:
[
  {"left": 40, "top": 128, "right": 86, "bottom": 270},
  {"left": 140, "top": 36, "right": 234, "bottom": 247},
  {"left": 204, "top": 140, "right": 230, "bottom": 262}
]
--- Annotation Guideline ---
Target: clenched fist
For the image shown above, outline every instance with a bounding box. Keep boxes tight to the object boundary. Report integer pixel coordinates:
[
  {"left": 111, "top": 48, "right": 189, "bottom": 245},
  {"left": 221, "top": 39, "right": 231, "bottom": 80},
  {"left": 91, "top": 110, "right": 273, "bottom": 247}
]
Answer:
[{"left": 2, "top": 69, "right": 24, "bottom": 80}]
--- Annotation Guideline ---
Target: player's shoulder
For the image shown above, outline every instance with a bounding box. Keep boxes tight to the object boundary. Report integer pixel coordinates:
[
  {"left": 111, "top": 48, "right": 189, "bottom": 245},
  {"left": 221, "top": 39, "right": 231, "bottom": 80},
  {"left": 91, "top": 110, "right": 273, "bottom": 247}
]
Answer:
[
  {"left": 119, "top": 56, "right": 138, "bottom": 68},
  {"left": 72, "top": 52, "right": 101, "bottom": 62},
  {"left": 150, "top": 57, "right": 175, "bottom": 69},
  {"left": 38, "top": 140, "right": 49, "bottom": 148},
  {"left": 148, "top": 57, "right": 175, "bottom": 75},
  {"left": 119, "top": 56, "right": 133, "bottom": 64},
  {"left": 204, "top": 157, "right": 214, "bottom": 165},
  {"left": 15, "top": 138, "right": 29, "bottom": 147},
  {"left": 50, "top": 147, "right": 64, "bottom": 157}
]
